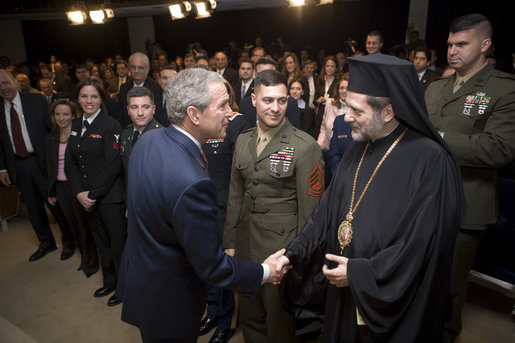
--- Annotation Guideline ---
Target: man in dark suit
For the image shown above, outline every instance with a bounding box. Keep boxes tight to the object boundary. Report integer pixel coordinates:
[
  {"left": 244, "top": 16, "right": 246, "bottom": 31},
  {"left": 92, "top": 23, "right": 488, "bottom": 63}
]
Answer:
[
  {"left": 0, "top": 70, "right": 61, "bottom": 261},
  {"left": 117, "top": 68, "right": 287, "bottom": 343},
  {"left": 413, "top": 47, "right": 440, "bottom": 92},
  {"left": 107, "top": 60, "right": 129, "bottom": 97},
  {"left": 118, "top": 52, "right": 166, "bottom": 128},
  {"left": 238, "top": 58, "right": 300, "bottom": 129},
  {"left": 38, "top": 78, "right": 65, "bottom": 104},
  {"left": 234, "top": 58, "right": 254, "bottom": 106},
  {"left": 214, "top": 51, "right": 239, "bottom": 91}
]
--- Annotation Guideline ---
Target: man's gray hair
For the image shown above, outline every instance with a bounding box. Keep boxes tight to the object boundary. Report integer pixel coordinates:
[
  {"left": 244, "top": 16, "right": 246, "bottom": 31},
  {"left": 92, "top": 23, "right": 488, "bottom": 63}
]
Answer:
[
  {"left": 165, "top": 68, "right": 224, "bottom": 125},
  {"left": 129, "top": 52, "right": 149, "bottom": 68},
  {"left": 367, "top": 95, "right": 391, "bottom": 114}
]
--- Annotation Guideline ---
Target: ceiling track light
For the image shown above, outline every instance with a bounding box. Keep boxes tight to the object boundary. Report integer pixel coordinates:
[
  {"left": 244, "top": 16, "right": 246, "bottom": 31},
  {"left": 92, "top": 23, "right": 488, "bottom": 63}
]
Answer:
[
  {"left": 169, "top": 1, "right": 217, "bottom": 20},
  {"left": 288, "top": 0, "right": 334, "bottom": 7},
  {"left": 66, "top": 1, "right": 114, "bottom": 25}
]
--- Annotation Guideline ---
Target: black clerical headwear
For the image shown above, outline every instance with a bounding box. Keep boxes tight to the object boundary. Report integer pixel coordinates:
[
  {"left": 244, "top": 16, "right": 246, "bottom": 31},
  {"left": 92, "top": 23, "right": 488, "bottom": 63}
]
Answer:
[{"left": 347, "top": 54, "right": 447, "bottom": 152}]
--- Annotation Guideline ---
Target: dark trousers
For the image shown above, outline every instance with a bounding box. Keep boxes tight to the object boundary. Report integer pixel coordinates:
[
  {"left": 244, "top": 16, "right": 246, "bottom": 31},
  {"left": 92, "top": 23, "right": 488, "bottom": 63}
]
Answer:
[
  {"left": 54, "top": 181, "right": 76, "bottom": 250},
  {"left": 14, "top": 155, "right": 55, "bottom": 246},
  {"left": 140, "top": 330, "right": 197, "bottom": 343},
  {"left": 240, "top": 283, "right": 296, "bottom": 343},
  {"left": 57, "top": 181, "right": 99, "bottom": 276},
  {"left": 81, "top": 202, "right": 126, "bottom": 288},
  {"left": 206, "top": 285, "right": 235, "bottom": 329},
  {"left": 443, "top": 228, "right": 484, "bottom": 342}
]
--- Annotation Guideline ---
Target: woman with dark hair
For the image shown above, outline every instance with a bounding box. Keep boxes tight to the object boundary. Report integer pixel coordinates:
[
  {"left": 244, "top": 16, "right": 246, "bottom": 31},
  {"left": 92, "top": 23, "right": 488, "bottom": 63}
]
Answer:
[
  {"left": 317, "top": 73, "right": 349, "bottom": 150},
  {"left": 313, "top": 56, "right": 338, "bottom": 138},
  {"left": 66, "top": 78, "right": 126, "bottom": 306},
  {"left": 288, "top": 77, "right": 315, "bottom": 137},
  {"left": 282, "top": 52, "right": 309, "bottom": 104},
  {"left": 46, "top": 99, "right": 99, "bottom": 272},
  {"left": 89, "top": 64, "right": 101, "bottom": 79}
]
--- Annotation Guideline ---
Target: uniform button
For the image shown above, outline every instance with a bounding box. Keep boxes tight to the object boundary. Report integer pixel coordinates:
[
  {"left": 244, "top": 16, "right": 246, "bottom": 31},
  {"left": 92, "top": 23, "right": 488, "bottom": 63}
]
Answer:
[
  {"left": 440, "top": 112, "right": 445, "bottom": 117},
  {"left": 282, "top": 134, "right": 287, "bottom": 138},
  {"left": 214, "top": 151, "right": 217, "bottom": 154},
  {"left": 79, "top": 155, "right": 83, "bottom": 158},
  {"left": 253, "top": 180, "right": 258, "bottom": 186},
  {"left": 276, "top": 172, "right": 281, "bottom": 176},
  {"left": 77, "top": 144, "right": 80, "bottom": 148},
  {"left": 81, "top": 165, "right": 85, "bottom": 168},
  {"left": 254, "top": 165, "right": 260, "bottom": 172},
  {"left": 280, "top": 229, "right": 285, "bottom": 234},
  {"left": 251, "top": 194, "right": 257, "bottom": 200},
  {"left": 83, "top": 175, "right": 87, "bottom": 179}
]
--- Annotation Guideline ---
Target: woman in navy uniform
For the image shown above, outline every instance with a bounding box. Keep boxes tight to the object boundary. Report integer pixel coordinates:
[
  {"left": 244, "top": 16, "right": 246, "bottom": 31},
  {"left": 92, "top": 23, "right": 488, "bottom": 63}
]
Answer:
[{"left": 65, "top": 78, "right": 126, "bottom": 306}]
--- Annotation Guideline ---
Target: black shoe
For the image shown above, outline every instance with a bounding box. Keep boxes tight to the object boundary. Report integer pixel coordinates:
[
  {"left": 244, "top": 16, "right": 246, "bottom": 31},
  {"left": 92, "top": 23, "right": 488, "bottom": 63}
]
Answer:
[
  {"left": 93, "top": 286, "right": 115, "bottom": 298},
  {"left": 107, "top": 295, "right": 122, "bottom": 306},
  {"left": 60, "top": 249, "right": 74, "bottom": 260},
  {"left": 209, "top": 328, "right": 235, "bottom": 343},
  {"left": 199, "top": 315, "right": 218, "bottom": 335},
  {"left": 29, "top": 244, "right": 57, "bottom": 261}
]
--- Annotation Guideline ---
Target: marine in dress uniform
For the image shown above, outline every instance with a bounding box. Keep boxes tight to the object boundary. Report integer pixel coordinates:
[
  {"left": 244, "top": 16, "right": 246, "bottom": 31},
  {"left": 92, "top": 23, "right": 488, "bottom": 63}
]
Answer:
[
  {"left": 425, "top": 14, "right": 515, "bottom": 342},
  {"left": 224, "top": 69, "right": 324, "bottom": 343}
]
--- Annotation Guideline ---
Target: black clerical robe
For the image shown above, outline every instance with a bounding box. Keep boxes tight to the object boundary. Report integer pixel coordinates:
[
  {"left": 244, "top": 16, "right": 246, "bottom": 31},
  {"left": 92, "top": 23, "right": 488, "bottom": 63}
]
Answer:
[{"left": 285, "top": 124, "right": 463, "bottom": 342}]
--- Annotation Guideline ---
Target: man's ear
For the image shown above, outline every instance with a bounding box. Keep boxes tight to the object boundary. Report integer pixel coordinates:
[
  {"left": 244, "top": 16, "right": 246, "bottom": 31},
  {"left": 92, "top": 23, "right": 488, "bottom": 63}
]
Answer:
[
  {"left": 186, "top": 106, "right": 200, "bottom": 126},
  {"left": 251, "top": 93, "right": 257, "bottom": 108},
  {"left": 480, "top": 38, "right": 492, "bottom": 53},
  {"left": 382, "top": 104, "right": 395, "bottom": 123}
]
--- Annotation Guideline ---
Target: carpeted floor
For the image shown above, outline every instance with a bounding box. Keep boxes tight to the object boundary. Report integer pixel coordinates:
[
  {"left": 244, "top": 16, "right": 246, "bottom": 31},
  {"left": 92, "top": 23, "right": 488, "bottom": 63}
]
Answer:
[{"left": 0, "top": 217, "right": 512, "bottom": 343}]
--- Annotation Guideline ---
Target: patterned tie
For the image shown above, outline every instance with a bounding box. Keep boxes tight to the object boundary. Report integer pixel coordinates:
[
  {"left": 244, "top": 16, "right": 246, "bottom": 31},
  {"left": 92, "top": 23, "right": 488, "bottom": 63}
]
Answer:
[
  {"left": 132, "top": 130, "right": 140, "bottom": 145},
  {"left": 201, "top": 150, "right": 208, "bottom": 167},
  {"left": 10, "top": 102, "right": 28, "bottom": 158},
  {"left": 241, "top": 85, "right": 246, "bottom": 101}
]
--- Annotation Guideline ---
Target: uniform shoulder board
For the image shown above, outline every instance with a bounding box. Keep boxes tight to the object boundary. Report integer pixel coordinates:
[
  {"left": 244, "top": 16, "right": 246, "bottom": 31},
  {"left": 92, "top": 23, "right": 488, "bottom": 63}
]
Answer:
[{"left": 228, "top": 112, "right": 243, "bottom": 121}]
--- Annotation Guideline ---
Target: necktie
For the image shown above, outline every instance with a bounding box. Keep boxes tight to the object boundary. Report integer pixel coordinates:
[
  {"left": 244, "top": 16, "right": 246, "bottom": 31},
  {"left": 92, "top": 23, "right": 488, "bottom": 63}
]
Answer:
[
  {"left": 201, "top": 150, "right": 208, "bottom": 167},
  {"left": 10, "top": 103, "right": 28, "bottom": 158},
  {"left": 256, "top": 137, "right": 268, "bottom": 156},
  {"left": 241, "top": 85, "right": 246, "bottom": 100},
  {"left": 132, "top": 130, "right": 140, "bottom": 145}
]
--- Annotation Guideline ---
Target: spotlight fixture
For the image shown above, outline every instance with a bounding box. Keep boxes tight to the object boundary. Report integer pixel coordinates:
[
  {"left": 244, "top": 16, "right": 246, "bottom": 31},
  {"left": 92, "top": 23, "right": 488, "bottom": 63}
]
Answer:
[
  {"left": 288, "top": 0, "right": 306, "bottom": 7},
  {"left": 169, "top": 1, "right": 193, "bottom": 20},
  {"left": 66, "top": 1, "right": 114, "bottom": 25},
  {"left": 317, "top": 0, "right": 334, "bottom": 5},
  {"left": 66, "top": 2, "right": 87, "bottom": 25},
  {"left": 194, "top": 1, "right": 217, "bottom": 19}
]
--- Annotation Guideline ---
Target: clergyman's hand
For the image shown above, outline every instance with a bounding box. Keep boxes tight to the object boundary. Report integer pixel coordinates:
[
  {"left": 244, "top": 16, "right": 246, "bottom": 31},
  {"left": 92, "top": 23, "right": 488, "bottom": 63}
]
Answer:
[
  {"left": 264, "top": 249, "right": 291, "bottom": 284},
  {"left": 322, "top": 253, "right": 349, "bottom": 287}
]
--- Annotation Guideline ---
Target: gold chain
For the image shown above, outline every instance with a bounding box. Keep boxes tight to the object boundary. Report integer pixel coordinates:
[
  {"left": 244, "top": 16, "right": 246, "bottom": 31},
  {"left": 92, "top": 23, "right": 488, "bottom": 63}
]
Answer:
[{"left": 337, "top": 127, "right": 408, "bottom": 254}]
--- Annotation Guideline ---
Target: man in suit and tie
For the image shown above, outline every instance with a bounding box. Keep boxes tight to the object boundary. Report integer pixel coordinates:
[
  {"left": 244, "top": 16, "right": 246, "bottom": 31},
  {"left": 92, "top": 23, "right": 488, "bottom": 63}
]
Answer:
[
  {"left": 157, "top": 66, "right": 177, "bottom": 126},
  {"left": 118, "top": 52, "right": 166, "bottom": 128},
  {"left": 117, "top": 68, "right": 287, "bottom": 343},
  {"left": 235, "top": 58, "right": 254, "bottom": 106},
  {"left": 107, "top": 60, "right": 129, "bottom": 97},
  {"left": 15, "top": 73, "right": 39, "bottom": 94},
  {"left": 413, "top": 47, "right": 440, "bottom": 92},
  {"left": 214, "top": 51, "right": 239, "bottom": 91},
  {"left": 39, "top": 78, "right": 63, "bottom": 104},
  {"left": 0, "top": 70, "right": 62, "bottom": 261}
]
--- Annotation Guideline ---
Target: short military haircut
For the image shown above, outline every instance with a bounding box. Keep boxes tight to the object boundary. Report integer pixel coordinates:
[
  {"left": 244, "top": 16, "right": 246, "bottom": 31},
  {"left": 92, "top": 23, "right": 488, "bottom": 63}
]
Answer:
[
  {"left": 254, "top": 69, "right": 286, "bottom": 92},
  {"left": 165, "top": 68, "right": 224, "bottom": 125},
  {"left": 449, "top": 13, "right": 492, "bottom": 38},
  {"left": 40, "top": 64, "right": 52, "bottom": 72},
  {"left": 127, "top": 86, "right": 154, "bottom": 105},
  {"left": 255, "top": 57, "right": 278, "bottom": 70},
  {"left": 367, "top": 30, "right": 384, "bottom": 42},
  {"left": 160, "top": 65, "right": 177, "bottom": 73}
]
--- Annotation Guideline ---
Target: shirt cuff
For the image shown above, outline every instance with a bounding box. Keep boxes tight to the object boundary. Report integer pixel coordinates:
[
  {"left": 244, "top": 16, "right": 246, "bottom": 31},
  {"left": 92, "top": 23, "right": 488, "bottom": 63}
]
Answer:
[{"left": 261, "top": 263, "right": 270, "bottom": 284}]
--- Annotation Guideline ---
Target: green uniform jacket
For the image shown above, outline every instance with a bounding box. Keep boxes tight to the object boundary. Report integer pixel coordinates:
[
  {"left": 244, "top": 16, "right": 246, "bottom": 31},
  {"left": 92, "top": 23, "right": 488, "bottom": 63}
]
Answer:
[
  {"left": 425, "top": 63, "right": 515, "bottom": 228},
  {"left": 224, "top": 118, "right": 325, "bottom": 263},
  {"left": 121, "top": 118, "right": 163, "bottom": 181}
]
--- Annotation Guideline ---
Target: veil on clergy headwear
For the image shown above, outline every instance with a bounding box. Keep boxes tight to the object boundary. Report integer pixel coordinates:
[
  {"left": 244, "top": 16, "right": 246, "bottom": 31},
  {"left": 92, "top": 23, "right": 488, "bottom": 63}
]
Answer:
[{"left": 347, "top": 54, "right": 451, "bottom": 154}]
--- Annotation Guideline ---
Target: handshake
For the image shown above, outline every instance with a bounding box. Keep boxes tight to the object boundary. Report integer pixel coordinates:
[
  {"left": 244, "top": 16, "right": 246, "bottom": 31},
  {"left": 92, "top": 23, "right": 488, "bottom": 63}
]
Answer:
[
  {"left": 225, "top": 248, "right": 292, "bottom": 285},
  {"left": 263, "top": 249, "right": 292, "bottom": 284}
]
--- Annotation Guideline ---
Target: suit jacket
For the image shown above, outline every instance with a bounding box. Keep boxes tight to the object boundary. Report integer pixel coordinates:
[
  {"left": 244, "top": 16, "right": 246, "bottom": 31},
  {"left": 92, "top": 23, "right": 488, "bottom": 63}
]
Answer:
[
  {"left": 0, "top": 93, "right": 50, "bottom": 184},
  {"left": 117, "top": 125, "right": 262, "bottom": 338},
  {"left": 239, "top": 96, "right": 301, "bottom": 131},
  {"left": 224, "top": 119, "right": 324, "bottom": 263},
  {"left": 426, "top": 63, "right": 515, "bottom": 227},
  {"left": 65, "top": 111, "right": 124, "bottom": 204},
  {"left": 221, "top": 67, "right": 239, "bottom": 91},
  {"left": 420, "top": 69, "right": 440, "bottom": 93},
  {"left": 118, "top": 77, "right": 167, "bottom": 128},
  {"left": 235, "top": 79, "right": 254, "bottom": 106}
]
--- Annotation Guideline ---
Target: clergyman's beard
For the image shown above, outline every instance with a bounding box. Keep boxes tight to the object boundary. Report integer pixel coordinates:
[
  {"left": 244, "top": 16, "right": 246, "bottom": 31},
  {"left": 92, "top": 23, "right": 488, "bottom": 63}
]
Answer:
[{"left": 351, "top": 111, "right": 384, "bottom": 141}]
